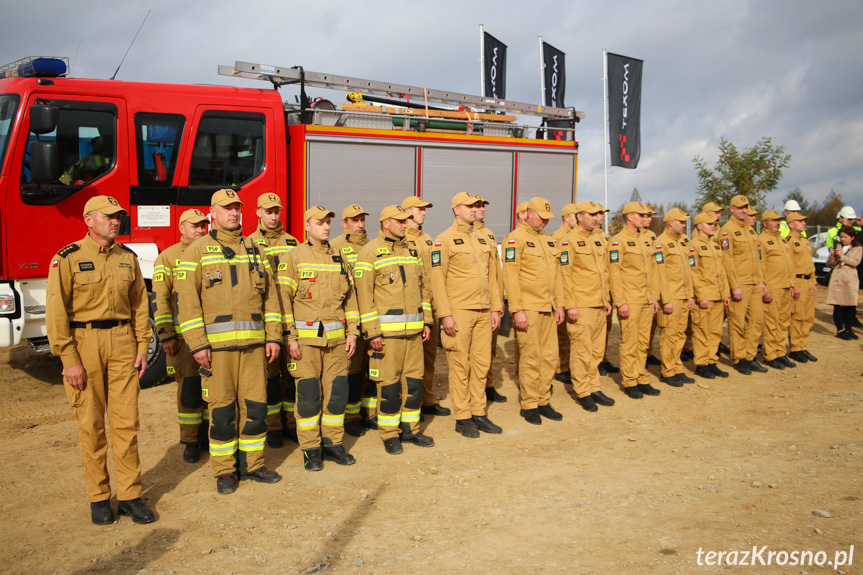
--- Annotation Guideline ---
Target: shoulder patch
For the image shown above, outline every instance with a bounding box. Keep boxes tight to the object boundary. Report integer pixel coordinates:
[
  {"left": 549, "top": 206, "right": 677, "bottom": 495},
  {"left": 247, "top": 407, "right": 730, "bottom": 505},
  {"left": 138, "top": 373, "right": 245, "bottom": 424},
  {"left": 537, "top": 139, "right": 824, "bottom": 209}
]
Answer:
[
  {"left": 377, "top": 247, "right": 390, "bottom": 255},
  {"left": 610, "top": 250, "right": 619, "bottom": 263},
  {"left": 206, "top": 245, "right": 222, "bottom": 253},
  {"left": 722, "top": 231, "right": 729, "bottom": 236},
  {"left": 735, "top": 231, "right": 742, "bottom": 236},
  {"left": 594, "top": 241, "right": 602, "bottom": 247},
  {"left": 505, "top": 248, "right": 516, "bottom": 262},
  {"left": 526, "top": 241, "right": 535, "bottom": 248},
  {"left": 431, "top": 251, "right": 441, "bottom": 267},
  {"left": 477, "top": 238, "right": 487, "bottom": 245},
  {"left": 342, "top": 246, "right": 354, "bottom": 253},
  {"left": 668, "top": 242, "right": 675, "bottom": 248},
  {"left": 612, "top": 241, "right": 619, "bottom": 246},
  {"left": 426, "top": 239, "right": 433, "bottom": 246},
  {"left": 547, "top": 241, "right": 555, "bottom": 248},
  {"left": 700, "top": 245, "right": 708, "bottom": 250},
  {"left": 508, "top": 239, "right": 516, "bottom": 244},
  {"left": 435, "top": 241, "right": 442, "bottom": 246},
  {"left": 453, "top": 238, "right": 464, "bottom": 245},
  {"left": 560, "top": 252, "right": 569, "bottom": 265},
  {"left": 654, "top": 252, "right": 664, "bottom": 264},
  {"left": 688, "top": 255, "right": 695, "bottom": 267},
  {"left": 277, "top": 263, "right": 288, "bottom": 271},
  {"left": 562, "top": 241, "right": 569, "bottom": 246},
  {"left": 57, "top": 243, "right": 80, "bottom": 258},
  {"left": 627, "top": 241, "right": 636, "bottom": 247},
  {"left": 255, "top": 238, "right": 267, "bottom": 246},
  {"left": 577, "top": 241, "right": 586, "bottom": 247},
  {"left": 721, "top": 239, "right": 730, "bottom": 250}
]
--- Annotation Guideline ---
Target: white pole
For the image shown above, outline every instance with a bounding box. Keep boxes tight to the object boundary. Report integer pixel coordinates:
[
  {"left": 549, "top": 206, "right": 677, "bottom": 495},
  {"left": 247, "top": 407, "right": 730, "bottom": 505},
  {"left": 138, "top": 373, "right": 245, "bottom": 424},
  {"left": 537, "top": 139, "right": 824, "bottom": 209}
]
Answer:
[
  {"left": 480, "top": 24, "right": 485, "bottom": 98},
  {"left": 539, "top": 36, "right": 545, "bottom": 106},
  {"left": 603, "top": 49, "right": 609, "bottom": 234}
]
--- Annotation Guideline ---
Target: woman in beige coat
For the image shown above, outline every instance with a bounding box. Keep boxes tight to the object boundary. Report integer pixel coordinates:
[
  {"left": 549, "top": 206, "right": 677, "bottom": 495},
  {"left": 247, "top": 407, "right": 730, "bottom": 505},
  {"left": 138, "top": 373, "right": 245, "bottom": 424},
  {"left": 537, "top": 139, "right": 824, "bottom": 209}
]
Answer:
[{"left": 826, "top": 226, "right": 862, "bottom": 340}]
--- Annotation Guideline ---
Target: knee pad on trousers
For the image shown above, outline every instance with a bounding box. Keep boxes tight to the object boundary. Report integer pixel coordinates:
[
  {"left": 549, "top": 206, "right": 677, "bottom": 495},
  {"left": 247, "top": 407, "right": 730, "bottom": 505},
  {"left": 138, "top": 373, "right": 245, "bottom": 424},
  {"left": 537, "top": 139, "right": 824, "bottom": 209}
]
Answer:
[
  {"left": 266, "top": 375, "right": 282, "bottom": 404},
  {"left": 242, "top": 399, "right": 267, "bottom": 436},
  {"left": 379, "top": 382, "right": 401, "bottom": 414},
  {"left": 404, "top": 377, "right": 423, "bottom": 410},
  {"left": 210, "top": 402, "right": 237, "bottom": 441},
  {"left": 327, "top": 375, "right": 349, "bottom": 414},
  {"left": 180, "top": 376, "right": 203, "bottom": 409},
  {"left": 296, "top": 377, "right": 322, "bottom": 418},
  {"left": 347, "top": 371, "right": 364, "bottom": 403}
]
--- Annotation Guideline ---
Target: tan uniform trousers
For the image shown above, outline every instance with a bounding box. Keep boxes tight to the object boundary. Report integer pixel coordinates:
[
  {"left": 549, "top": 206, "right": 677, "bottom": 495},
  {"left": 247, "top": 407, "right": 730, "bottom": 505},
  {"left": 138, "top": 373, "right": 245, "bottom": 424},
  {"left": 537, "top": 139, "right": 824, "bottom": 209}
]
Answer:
[
  {"left": 65, "top": 324, "right": 142, "bottom": 502},
  {"left": 603, "top": 313, "right": 613, "bottom": 362},
  {"left": 421, "top": 313, "right": 439, "bottom": 406},
  {"left": 203, "top": 347, "right": 268, "bottom": 477},
  {"left": 790, "top": 279, "right": 815, "bottom": 352},
  {"left": 619, "top": 304, "right": 653, "bottom": 387},
  {"left": 441, "top": 308, "right": 492, "bottom": 420},
  {"left": 691, "top": 301, "right": 724, "bottom": 366},
  {"left": 557, "top": 320, "right": 569, "bottom": 374},
  {"left": 763, "top": 288, "right": 791, "bottom": 361},
  {"left": 658, "top": 300, "right": 690, "bottom": 378},
  {"left": 168, "top": 340, "right": 208, "bottom": 445},
  {"left": 371, "top": 335, "right": 424, "bottom": 441},
  {"left": 486, "top": 326, "right": 500, "bottom": 387},
  {"left": 648, "top": 315, "right": 659, "bottom": 356},
  {"left": 290, "top": 345, "right": 349, "bottom": 451},
  {"left": 515, "top": 310, "right": 557, "bottom": 409},
  {"left": 727, "top": 284, "right": 764, "bottom": 362},
  {"left": 344, "top": 337, "right": 367, "bottom": 422},
  {"left": 264, "top": 346, "right": 295, "bottom": 432},
  {"left": 566, "top": 307, "right": 607, "bottom": 398}
]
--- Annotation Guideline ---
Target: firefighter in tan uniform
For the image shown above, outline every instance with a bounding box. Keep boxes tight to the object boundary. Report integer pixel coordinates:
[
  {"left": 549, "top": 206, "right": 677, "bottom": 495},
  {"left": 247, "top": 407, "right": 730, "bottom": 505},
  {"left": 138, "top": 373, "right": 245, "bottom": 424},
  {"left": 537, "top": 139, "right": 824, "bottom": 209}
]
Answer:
[
  {"left": 153, "top": 208, "right": 209, "bottom": 463},
  {"left": 559, "top": 201, "right": 615, "bottom": 412},
  {"left": 431, "top": 192, "right": 503, "bottom": 438},
  {"left": 608, "top": 202, "right": 662, "bottom": 399},
  {"left": 403, "top": 196, "right": 451, "bottom": 418},
  {"left": 248, "top": 193, "right": 300, "bottom": 448},
  {"left": 475, "top": 198, "right": 508, "bottom": 403},
  {"left": 329, "top": 204, "right": 371, "bottom": 436},
  {"left": 278, "top": 206, "right": 360, "bottom": 470},
  {"left": 355, "top": 205, "right": 435, "bottom": 454},
  {"left": 759, "top": 211, "right": 798, "bottom": 370},
  {"left": 639, "top": 206, "right": 663, "bottom": 368},
  {"left": 720, "top": 195, "right": 768, "bottom": 375},
  {"left": 176, "top": 189, "right": 283, "bottom": 494},
  {"left": 786, "top": 213, "right": 819, "bottom": 363},
  {"left": 553, "top": 203, "right": 578, "bottom": 385},
  {"left": 688, "top": 213, "right": 731, "bottom": 379},
  {"left": 46, "top": 195, "right": 155, "bottom": 525},
  {"left": 593, "top": 207, "right": 621, "bottom": 376},
  {"left": 654, "top": 208, "right": 696, "bottom": 386}
]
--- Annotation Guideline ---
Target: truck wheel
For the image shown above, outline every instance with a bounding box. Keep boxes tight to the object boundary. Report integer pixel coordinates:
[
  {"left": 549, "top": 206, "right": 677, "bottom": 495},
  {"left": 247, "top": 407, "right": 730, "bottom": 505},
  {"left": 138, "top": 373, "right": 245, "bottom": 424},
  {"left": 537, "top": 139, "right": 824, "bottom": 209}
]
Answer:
[{"left": 139, "top": 317, "right": 168, "bottom": 389}]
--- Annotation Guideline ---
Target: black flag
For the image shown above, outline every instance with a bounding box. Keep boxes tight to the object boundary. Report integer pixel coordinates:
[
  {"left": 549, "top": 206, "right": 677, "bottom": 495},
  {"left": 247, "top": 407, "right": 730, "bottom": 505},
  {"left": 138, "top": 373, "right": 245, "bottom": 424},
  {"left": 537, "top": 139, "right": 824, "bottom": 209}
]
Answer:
[
  {"left": 542, "top": 42, "right": 566, "bottom": 109},
  {"left": 607, "top": 52, "right": 643, "bottom": 169},
  {"left": 483, "top": 32, "right": 507, "bottom": 99}
]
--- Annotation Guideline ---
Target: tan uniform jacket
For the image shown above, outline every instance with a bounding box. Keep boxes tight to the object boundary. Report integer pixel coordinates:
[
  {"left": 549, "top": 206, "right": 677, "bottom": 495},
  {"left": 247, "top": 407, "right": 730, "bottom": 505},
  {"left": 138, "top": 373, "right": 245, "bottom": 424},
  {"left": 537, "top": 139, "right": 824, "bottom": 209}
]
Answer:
[
  {"left": 431, "top": 220, "right": 502, "bottom": 317},
  {"left": 720, "top": 216, "right": 764, "bottom": 289},
  {"left": 608, "top": 227, "right": 660, "bottom": 306},
  {"left": 175, "top": 228, "right": 282, "bottom": 353},
  {"left": 248, "top": 222, "right": 299, "bottom": 277},
  {"left": 330, "top": 231, "right": 368, "bottom": 268},
  {"left": 277, "top": 241, "right": 359, "bottom": 347},
  {"left": 789, "top": 231, "right": 816, "bottom": 282},
  {"left": 560, "top": 226, "right": 610, "bottom": 309},
  {"left": 354, "top": 235, "right": 432, "bottom": 341},
  {"left": 475, "top": 221, "right": 504, "bottom": 303},
  {"left": 654, "top": 230, "right": 694, "bottom": 303},
  {"left": 46, "top": 234, "right": 151, "bottom": 369},
  {"left": 502, "top": 223, "right": 564, "bottom": 313},
  {"left": 152, "top": 238, "right": 190, "bottom": 341},
  {"left": 552, "top": 224, "right": 572, "bottom": 244},
  {"left": 759, "top": 229, "right": 795, "bottom": 291},
  {"left": 406, "top": 226, "right": 435, "bottom": 307},
  {"left": 689, "top": 232, "right": 730, "bottom": 302}
]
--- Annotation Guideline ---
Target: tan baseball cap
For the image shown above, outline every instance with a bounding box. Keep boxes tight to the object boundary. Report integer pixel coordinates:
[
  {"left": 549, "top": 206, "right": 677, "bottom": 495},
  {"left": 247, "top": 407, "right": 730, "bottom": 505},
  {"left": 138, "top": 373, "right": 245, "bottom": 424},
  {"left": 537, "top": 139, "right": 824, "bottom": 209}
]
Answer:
[
  {"left": 663, "top": 207, "right": 691, "bottom": 222},
  {"left": 211, "top": 189, "right": 244, "bottom": 207},
  {"left": 642, "top": 203, "right": 657, "bottom": 215},
  {"left": 573, "top": 200, "right": 605, "bottom": 214},
  {"left": 561, "top": 203, "right": 578, "bottom": 216},
  {"left": 451, "top": 192, "right": 483, "bottom": 208},
  {"left": 786, "top": 212, "right": 808, "bottom": 222},
  {"left": 401, "top": 196, "right": 433, "bottom": 209},
  {"left": 257, "top": 192, "right": 282, "bottom": 209},
  {"left": 702, "top": 202, "right": 725, "bottom": 212},
  {"left": 83, "top": 195, "right": 127, "bottom": 217},
  {"left": 622, "top": 201, "right": 645, "bottom": 215},
  {"left": 761, "top": 210, "right": 782, "bottom": 221},
  {"left": 527, "top": 197, "right": 554, "bottom": 219},
  {"left": 342, "top": 204, "right": 369, "bottom": 219},
  {"left": 179, "top": 208, "right": 208, "bottom": 225},
  {"left": 304, "top": 205, "right": 335, "bottom": 222},
  {"left": 730, "top": 195, "right": 750, "bottom": 208},
  {"left": 694, "top": 212, "right": 719, "bottom": 226},
  {"left": 747, "top": 206, "right": 759, "bottom": 215},
  {"left": 380, "top": 205, "right": 413, "bottom": 221},
  {"left": 516, "top": 201, "right": 529, "bottom": 213},
  {"left": 477, "top": 195, "right": 490, "bottom": 205}
]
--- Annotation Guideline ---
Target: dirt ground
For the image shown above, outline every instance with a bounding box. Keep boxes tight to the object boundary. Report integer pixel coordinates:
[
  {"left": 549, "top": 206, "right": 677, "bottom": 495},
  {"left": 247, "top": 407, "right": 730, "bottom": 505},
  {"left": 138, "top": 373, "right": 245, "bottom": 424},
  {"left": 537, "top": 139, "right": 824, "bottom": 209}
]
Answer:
[{"left": 1, "top": 290, "right": 861, "bottom": 575}]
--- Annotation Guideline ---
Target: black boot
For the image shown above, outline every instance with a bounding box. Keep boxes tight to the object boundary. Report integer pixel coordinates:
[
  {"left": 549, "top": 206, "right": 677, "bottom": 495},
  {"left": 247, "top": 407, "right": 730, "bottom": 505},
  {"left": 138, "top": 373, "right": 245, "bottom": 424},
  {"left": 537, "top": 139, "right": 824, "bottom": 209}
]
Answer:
[
  {"left": 118, "top": 498, "right": 156, "bottom": 524},
  {"left": 554, "top": 371, "right": 572, "bottom": 384},
  {"left": 302, "top": 449, "right": 323, "bottom": 471},
  {"left": 519, "top": 408, "right": 542, "bottom": 425},
  {"left": 472, "top": 415, "right": 503, "bottom": 433},
  {"left": 637, "top": 383, "right": 661, "bottom": 396},
  {"left": 537, "top": 404, "right": 563, "bottom": 420},
  {"left": 455, "top": 418, "right": 480, "bottom": 438},
  {"left": 344, "top": 419, "right": 367, "bottom": 437},
  {"left": 708, "top": 363, "right": 729, "bottom": 378},
  {"left": 183, "top": 442, "right": 200, "bottom": 463},
  {"left": 788, "top": 350, "right": 808, "bottom": 363},
  {"left": 90, "top": 500, "right": 114, "bottom": 525},
  {"left": 266, "top": 430, "right": 284, "bottom": 448},
  {"left": 694, "top": 365, "right": 716, "bottom": 379},
  {"left": 485, "top": 387, "right": 507, "bottom": 403},
  {"left": 240, "top": 467, "right": 282, "bottom": 483},
  {"left": 217, "top": 473, "right": 237, "bottom": 495},
  {"left": 590, "top": 391, "right": 615, "bottom": 406},
  {"left": 323, "top": 444, "right": 357, "bottom": 465},
  {"left": 577, "top": 395, "right": 598, "bottom": 412}
]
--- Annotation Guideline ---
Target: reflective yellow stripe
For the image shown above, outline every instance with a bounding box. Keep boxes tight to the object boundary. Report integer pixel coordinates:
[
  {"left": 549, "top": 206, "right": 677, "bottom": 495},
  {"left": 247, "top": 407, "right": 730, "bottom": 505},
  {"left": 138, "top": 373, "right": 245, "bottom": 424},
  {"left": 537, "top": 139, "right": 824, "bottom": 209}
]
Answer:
[
  {"left": 377, "top": 412, "right": 401, "bottom": 426},
  {"left": 321, "top": 414, "right": 344, "bottom": 427},
  {"left": 296, "top": 416, "right": 319, "bottom": 430},
  {"left": 297, "top": 263, "right": 342, "bottom": 272},
  {"left": 155, "top": 314, "right": 173, "bottom": 325},
  {"left": 354, "top": 262, "right": 374, "bottom": 272},
  {"left": 282, "top": 401, "right": 295, "bottom": 412},
  {"left": 153, "top": 264, "right": 171, "bottom": 275},
  {"left": 421, "top": 302, "right": 431, "bottom": 312},
  {"left": 202, "top": 409, "right": 210, "bottom": 420},
  {"left": 210, "top": 440, "right": 238, "bottom": 456},
  {"left": 360, "top": 311, "right": 379, "bottom": 322},
  {"left": 200, "top": 254, "right": 256, "bottom": 266},
  {"left": 179, "top": 317, "right": 204, "bottom": 333},
  {"left": 265, "top": 313, "right": 281, "bottom": 322},
  {"left": 380, "top": 321, "right": 423, "bottom": 332},
  {"left": 178, "top": 412, "right": 203, "bottom": 425},
  {"left": 401, "top": 409, "right": 421, "bottom": 423},
  {"left": 277, "top": 276, "right": 298, "bottom": 289},
  {"left": 177, "top": 261, "right": 198, "bottom": 272},
  {"left": 283, "top": 314, "right": 294, "bottom": 323},
  {"left": 238, "top": 438, "right": 265, "bottom": 452},
  {"left": 207, "top": 329, "right": 266, "bottom": 343},
  {"left": 267, "top": 404, "right": 281, "bottom": 416},
  {"left": 374, "top": 256, "right": 420, "bottom": 269},
  {"left": 362, "top": 397, "right": 378, "bottom": 407},
  {"left": 344, "top": 311, "right": 360, "bottom": 320},
  {"left": 297, "top": 328, "right": 345, "bottom": 339},
  {"left": 345, "top": 402, "right": 361, "bottom": 415}
]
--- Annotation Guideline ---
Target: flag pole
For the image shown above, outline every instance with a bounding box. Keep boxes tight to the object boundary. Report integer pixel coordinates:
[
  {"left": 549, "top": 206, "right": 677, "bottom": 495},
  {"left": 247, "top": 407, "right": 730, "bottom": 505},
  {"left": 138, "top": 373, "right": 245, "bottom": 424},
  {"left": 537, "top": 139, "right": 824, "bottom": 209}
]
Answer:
[
  {"left": 539, "top": 36, "right": 545, "bottom": 106},
  {"left": 480, "top": 24, "right": 485, "bottom": 98},
  {"left": 603, "top": 49, "right": 609, "bottom": 234}
]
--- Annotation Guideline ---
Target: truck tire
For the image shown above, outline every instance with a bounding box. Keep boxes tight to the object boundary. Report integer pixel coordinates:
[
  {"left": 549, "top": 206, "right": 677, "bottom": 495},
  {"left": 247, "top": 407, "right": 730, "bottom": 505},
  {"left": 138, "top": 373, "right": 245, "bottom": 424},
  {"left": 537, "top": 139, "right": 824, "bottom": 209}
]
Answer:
[{"left": 140, "top": 293, "right": 168, "bottom": 389}]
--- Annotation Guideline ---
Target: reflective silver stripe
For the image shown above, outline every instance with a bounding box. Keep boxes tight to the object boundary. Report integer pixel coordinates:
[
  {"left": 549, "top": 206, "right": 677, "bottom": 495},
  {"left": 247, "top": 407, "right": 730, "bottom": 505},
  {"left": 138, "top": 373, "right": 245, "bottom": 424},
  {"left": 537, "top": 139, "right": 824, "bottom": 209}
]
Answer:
[
  {"left": 379, "top": 313, "right": 423, "bottom": 323},
  {"left": 205, "top": 320, "right": 264, "bottom": 334},
  {"left": 295, "top": 320, "right": 345, "bottom": 332}
]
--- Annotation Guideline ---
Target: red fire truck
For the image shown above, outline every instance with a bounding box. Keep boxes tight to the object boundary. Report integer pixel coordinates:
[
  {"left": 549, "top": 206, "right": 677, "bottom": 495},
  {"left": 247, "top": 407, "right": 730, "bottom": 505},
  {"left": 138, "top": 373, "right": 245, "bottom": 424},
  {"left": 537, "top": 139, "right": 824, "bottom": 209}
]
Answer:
[{"left": 0, "top": 57, "right": 581, "bottom": 386}]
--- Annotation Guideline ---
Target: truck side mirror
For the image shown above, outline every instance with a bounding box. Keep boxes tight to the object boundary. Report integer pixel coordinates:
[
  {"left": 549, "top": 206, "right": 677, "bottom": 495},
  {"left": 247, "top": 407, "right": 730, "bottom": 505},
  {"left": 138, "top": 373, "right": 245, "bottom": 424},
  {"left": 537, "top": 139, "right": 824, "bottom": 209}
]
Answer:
[
  {"left": 30, "top": 141, "right": 60, "bottom": 183},
  {"left": 29, "top": 104, "right": 59, "bottom": 135}
]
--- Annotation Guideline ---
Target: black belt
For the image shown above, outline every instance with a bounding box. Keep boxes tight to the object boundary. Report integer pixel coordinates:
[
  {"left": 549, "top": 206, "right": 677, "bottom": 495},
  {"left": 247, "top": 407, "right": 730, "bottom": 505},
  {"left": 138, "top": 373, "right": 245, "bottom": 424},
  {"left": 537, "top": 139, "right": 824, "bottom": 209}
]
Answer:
[
  {"left": 796, "top": 274, "right": 812, "bottom": 279},
  {"left": 70, "top": 319, "right": 130, "bottom": 329}
]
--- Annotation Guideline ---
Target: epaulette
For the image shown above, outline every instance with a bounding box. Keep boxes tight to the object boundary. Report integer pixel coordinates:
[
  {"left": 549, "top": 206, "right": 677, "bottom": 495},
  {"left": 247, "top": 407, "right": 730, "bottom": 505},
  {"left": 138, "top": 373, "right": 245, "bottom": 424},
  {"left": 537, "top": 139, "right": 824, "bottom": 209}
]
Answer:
[
  {"left": 57, "top": 243, "right": 80, "bottom": 258},
  {"left": 117, "top": 243, "right": 138, "bottom": 257}
]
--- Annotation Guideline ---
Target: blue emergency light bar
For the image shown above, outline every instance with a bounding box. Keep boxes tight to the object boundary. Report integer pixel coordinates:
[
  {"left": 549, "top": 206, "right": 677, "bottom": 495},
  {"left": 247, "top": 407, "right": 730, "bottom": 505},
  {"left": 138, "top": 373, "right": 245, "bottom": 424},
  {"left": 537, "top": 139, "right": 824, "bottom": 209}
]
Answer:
[{"left": 1, "top": 57, "right": 69, "bottom": 79}]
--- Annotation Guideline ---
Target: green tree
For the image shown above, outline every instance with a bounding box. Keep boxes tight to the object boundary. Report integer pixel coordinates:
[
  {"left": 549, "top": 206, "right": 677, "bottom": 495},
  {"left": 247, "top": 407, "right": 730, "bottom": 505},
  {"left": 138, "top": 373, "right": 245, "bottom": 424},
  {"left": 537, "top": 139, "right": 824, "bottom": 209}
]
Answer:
[{"left": 693, "top": 137, "right": 791, "bottom": 211}]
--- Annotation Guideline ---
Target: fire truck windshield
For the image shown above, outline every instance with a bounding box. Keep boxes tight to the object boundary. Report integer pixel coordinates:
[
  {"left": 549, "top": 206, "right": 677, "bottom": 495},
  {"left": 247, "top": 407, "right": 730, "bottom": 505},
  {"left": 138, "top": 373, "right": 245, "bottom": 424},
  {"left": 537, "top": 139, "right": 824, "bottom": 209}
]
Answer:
[{"left": 0, "top": 94, "right": 20, "bottom": 169}]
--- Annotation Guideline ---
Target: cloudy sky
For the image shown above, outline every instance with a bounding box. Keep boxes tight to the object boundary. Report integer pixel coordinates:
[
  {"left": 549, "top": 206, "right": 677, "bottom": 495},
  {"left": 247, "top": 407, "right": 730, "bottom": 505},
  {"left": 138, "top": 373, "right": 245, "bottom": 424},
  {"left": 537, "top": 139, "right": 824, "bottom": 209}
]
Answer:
[{"left": 6, "top": 0, "right": 862, "bottom": 214}]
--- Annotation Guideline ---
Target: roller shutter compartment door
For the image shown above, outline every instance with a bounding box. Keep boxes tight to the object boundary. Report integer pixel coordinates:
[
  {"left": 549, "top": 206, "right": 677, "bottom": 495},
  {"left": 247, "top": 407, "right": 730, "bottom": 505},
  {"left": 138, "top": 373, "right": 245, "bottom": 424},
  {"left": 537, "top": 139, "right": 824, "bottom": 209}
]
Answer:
[{"left": 516, "top": 152, "right": 576, "bottom": 214}]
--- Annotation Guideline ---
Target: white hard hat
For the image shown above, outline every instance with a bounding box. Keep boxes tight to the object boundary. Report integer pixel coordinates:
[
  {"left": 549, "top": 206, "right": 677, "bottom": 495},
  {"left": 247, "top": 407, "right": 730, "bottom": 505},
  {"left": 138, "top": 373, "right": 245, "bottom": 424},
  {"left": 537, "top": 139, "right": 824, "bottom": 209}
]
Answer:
[
  {"left": 783, "top": 199, "right": 801, "bottom": 211},
  {"left": 838, "top": 206, "right": 857, "bottom": 219}
]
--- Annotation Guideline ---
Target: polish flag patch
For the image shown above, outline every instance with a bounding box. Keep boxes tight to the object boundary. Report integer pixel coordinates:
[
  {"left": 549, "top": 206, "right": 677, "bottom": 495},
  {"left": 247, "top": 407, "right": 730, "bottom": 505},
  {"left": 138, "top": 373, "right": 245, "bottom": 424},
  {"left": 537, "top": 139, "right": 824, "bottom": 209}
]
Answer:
[
  {"left": 435, "top": 241, "right": 442, "bottom": 246},
  {"left": 612, "top": 241, "right": 619, "bottom": 246},
  {"left": 52, "top": 260, "right": 59, "bottom": 268},
  {"left": 562, "top": 241, "right": 569, "bottom": 246},
  {"left": 508, "top": 239, "right": 516, "bottom": 244}
]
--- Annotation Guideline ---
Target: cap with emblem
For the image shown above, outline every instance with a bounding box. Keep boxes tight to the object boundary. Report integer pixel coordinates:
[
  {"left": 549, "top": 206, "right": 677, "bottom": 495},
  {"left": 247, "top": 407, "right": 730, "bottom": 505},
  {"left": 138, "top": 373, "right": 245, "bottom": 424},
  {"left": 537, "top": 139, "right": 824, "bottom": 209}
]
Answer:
[
  {"left": 83, "top": 195, "right": 127, "bottom": 217},
  {"left": 730, "top": 195, "right": 750, "bottom": 208},
  {"left": 257, "top": 193, "right": 282, "bottom": 209},
  {"left": 574, "top": 200, "right": 605, "bottom": 214},
  {"left": 642, "top": 203, "right": 657, "bottom": 215},
  {"left": 516, "top": 201, "right": 529, "bottom": 213},
  {"left": 622, "top": 201, "right": 644, "bottom": 215},
  {"left": 401, "top": 196, "right": 433, "bottom": 209},
  {"left": 702, "top": 201, "right": 725, "bottom": 213},
  {"left": 527, "top": 197, "right": 554, "bottom": 219},
  {"left": 304, "top": 206, "right": 336, "bottom": 222},
  {"left": 663, "top": 207, "right": 691, "bottom": 222},
  {"left": 342, "top": 204, "right": 369, "bottom": 219},
  {"left": 694, "top": 212, "right": 719, "bottom": 226},
  {"left": 785, "top": 212, "right": 808, "bottom": 222},
  {"left": 451, "top": 192, "right": 482, "bottom": 208},
  {"left": 761, "top": 210, "right": 782, "bottom": 221},
  {"left": 179, "top": 208, "right": 208, "bottom": 225},
  {"left": 783, "top": 199, "right": 802, "bottom": 212},
  {"left": 747, "top": 206, "right": 759, "bottom": 215},
  {"left": 561, "top": 203, "right": 578, "bottom": 216},
  {"left": 478, "top": 195, "right": 490, "bottom": 205},
  {"left": 211, "top": 188, "right": 244, "bottom": 207},
  {"left": 380, "top": 205, "right": 413, "bottom": 221}
]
